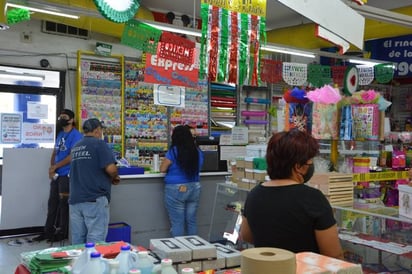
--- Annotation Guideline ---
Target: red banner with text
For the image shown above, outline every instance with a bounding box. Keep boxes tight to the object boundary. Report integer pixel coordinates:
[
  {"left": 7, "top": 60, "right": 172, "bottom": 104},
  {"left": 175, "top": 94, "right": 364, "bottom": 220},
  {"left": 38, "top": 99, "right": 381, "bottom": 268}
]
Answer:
[{"left": 144, "top": 54, "right": 199, "bottom": 88}]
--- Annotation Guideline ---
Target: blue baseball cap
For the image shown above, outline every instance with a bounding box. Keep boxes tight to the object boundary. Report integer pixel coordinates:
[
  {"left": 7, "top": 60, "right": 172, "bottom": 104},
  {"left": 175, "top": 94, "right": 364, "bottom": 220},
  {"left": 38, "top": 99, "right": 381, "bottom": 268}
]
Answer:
[{"left": 82, "top": 118, "right": 106, "bottom": 133}]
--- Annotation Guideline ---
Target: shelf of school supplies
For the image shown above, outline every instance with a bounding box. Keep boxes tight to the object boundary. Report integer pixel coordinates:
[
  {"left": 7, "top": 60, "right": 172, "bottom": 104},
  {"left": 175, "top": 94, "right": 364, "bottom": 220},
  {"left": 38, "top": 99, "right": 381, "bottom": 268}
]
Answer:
[{"left": 333, "top": 204, "right": 412, "bottom": 269}]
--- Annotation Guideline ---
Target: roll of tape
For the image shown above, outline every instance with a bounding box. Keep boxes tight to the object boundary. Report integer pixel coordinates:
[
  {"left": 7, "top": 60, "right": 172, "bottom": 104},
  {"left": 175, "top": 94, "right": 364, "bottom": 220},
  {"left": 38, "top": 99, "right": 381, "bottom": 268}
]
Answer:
[{"left": 241, "top": 247, "right": 296, "bottom": 274}]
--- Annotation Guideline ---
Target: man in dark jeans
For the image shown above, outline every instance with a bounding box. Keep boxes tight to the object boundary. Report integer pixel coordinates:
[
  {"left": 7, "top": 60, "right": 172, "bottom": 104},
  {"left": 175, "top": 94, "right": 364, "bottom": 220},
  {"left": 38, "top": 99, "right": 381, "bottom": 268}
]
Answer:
[{"left": 33, "top": 109, "right": 82, "bottom": 242}]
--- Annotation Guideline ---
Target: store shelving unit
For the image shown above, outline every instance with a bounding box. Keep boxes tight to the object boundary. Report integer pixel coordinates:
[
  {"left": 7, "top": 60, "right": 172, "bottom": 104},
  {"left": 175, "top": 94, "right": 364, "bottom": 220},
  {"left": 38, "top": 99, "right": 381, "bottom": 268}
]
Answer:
[
  {"left": 334, "top": 205, "right": 412, "bottom": 270},
  {"left": 169, "top": 83, "right": 209, "bottom": 137},
  {"left": 239, "top": 85, "right": 270, "bottom": 143},
  {"left": 77, "top": 50, "right": 124, "bottom": 159},
  {"left": 123, "top": 78, "right": 169, "bottom": 169},
  {"left": 210, "top": 83, "right": 238, "bottom": 137}
]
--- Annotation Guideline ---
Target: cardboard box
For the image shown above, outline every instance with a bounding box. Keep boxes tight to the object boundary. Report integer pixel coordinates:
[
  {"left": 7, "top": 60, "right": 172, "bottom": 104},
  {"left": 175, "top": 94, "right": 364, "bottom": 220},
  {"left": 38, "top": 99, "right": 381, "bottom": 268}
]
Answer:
[
  {"left": 399, "top": 184, "right": 412, "bottom": 219},
  {"left": 244, "top": 160, "right": 254, "bottom": 169},
  {"left": 236, "top": 159, "right": 245, "bottom": 168},
  {"left": 245, "top": 169, "right": 254, "bottom": 180},
  {"left": 213, "top": 243, "right": 241, "bottom": 268},
  {"left": 233, "top": 168, "right": 245, "bottom": 179},
  {"left": 253, "top": 170, "right": 267, "bottom": 182},
  {"left": 175, "top": 235, "right": 216, "bottom": 260},
  {"left": 150, "top": 238, "right": 192, "bottom": 263},
  {"left": 237, "top": 180, "right": 250, "bottom": 190}
]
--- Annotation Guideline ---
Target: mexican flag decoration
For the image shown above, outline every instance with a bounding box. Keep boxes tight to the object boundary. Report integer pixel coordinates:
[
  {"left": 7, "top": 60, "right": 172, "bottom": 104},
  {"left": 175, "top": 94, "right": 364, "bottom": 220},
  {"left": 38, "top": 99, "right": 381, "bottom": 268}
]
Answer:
[{"left": 200, "top": 0, "right": 266, "bottom": 86}]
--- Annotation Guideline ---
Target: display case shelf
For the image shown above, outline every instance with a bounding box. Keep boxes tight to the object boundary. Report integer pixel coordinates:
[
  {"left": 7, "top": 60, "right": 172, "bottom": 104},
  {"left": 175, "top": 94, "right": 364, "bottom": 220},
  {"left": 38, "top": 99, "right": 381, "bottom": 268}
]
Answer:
[{"left": 333, "top": 205, "right": 412, "bottom": 269}]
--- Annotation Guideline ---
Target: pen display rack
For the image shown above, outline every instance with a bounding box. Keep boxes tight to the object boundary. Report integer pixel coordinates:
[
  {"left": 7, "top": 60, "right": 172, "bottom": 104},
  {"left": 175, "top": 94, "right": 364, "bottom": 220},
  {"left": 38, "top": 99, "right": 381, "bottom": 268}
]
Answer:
[{"left": 77, "top": 51, "right": 124, "bottom": 159}]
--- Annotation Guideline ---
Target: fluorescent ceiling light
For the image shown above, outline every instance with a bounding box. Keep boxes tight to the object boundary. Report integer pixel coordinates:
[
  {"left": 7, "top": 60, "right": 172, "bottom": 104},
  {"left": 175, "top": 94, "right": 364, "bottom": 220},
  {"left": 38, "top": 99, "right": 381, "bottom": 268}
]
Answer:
[
  {"left": 348, "top": 58, "right": 387, "bottom": 66},
  {"left": 347, "top": 2, "right": 412, "bottom": 28},
  {"left": 260, "top": 44, "right": 316, "bottom": 58},
  {"left": 139, "top": 19, "right": 202, "bottom": 37},
  {"left": 6, "top": 3, "right": 79, "bottom": 19},
  {"left": 0, "top": 70, "right": 45, "bottom": 81}
]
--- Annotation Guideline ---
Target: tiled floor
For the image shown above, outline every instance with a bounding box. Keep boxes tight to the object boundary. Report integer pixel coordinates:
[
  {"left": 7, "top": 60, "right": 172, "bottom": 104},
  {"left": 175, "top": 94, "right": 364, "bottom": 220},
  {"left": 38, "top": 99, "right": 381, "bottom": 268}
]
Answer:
[{"left": 0, "top": 234, "right": 65, "bottom": 274}]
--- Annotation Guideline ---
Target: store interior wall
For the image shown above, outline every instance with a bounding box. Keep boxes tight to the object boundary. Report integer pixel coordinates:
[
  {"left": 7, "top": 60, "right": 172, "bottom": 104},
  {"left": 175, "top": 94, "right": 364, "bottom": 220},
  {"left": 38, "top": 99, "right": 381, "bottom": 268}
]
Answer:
[
  {"left": 0, "top": 18, "right": 315, "bottom": 113},
  {"left": 0, "top": 19, "right": 143, "bottom": 111}
]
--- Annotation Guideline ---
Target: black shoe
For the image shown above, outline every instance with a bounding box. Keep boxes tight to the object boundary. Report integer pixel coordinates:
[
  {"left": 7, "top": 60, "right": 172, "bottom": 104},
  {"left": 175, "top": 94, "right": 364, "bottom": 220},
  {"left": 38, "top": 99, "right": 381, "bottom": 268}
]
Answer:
[
  {"left": 32, "top": 234, "right": 47, "bottom": 242},
  {"left": 47, "top": 234, "right": 67, "bottom": 243}
]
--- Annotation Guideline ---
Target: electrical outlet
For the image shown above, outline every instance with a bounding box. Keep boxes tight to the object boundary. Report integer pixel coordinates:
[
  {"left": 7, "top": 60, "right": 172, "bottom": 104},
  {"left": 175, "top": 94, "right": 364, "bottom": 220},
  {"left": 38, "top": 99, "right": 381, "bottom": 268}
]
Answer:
[{"left": 20, "top": 31, "right": 32, "bottom": 43}]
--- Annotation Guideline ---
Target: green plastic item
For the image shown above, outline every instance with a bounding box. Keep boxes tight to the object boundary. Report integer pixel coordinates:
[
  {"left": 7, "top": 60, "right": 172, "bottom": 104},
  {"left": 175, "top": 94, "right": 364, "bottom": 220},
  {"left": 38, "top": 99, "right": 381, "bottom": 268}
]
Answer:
[
  {"left": 93, "top": 0, "right": 140, "bottom": 23},
  {"left": 253, "top": 157, "right": 267, "bottom": 170}
]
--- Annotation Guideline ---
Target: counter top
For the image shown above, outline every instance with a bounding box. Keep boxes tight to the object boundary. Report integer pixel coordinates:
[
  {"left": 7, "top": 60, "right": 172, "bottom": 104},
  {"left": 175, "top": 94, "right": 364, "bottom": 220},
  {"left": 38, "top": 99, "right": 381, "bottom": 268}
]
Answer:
[{"left": 120, "top": 171, "right": 231, "bottom": 179}]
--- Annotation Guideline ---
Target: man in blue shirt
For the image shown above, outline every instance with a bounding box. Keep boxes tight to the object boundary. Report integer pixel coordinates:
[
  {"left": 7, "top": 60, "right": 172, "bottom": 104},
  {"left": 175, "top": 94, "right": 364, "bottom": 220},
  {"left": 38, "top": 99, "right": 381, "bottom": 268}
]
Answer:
[
  {"left": 69, "top": 118, "right": 120, "bottom": 244},
  {"left": 33, "top": 109, "right": 83, "bottom": 242}
]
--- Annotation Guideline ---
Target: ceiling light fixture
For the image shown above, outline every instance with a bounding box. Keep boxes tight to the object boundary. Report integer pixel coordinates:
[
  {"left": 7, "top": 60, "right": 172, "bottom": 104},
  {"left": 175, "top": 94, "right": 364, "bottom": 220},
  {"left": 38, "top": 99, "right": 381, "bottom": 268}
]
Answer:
[
  {"left": 347, "top": 1, "right": 412, "bottom": 28},
  {"left": 6, "top": 3, "right": 80, "bottom": 19},
  {"left": 348, "top": 58, "right": 388, "bottom": 66},
  {"left": 139, "top": 19, "right": 202, "bottom": 37},
  {"left": 260, "top": 44, "right": 316, "bottom": 58},
  {"left": 0, "top": 70, "right": 45, "bottom": 81}
]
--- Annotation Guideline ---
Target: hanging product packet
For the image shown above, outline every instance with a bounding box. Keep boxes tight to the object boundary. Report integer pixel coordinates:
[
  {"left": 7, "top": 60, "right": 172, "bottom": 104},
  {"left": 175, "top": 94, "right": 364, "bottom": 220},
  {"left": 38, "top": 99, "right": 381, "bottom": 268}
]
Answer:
[
  {"left": 339, "top": 105, "right": 353, "bottom": 141},
  {"left": 351, "top": 104, "right": 380, "bottom": 141},
  {"left": 307, "top": 85, "right": 341, "bottom": 139}
]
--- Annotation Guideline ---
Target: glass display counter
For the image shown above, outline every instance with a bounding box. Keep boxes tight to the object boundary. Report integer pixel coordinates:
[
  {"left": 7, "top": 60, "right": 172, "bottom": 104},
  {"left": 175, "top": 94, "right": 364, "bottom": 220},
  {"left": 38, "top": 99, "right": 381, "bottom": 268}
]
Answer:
[
  {"left": 208, "top": 183, "right": 249, "bottom": 248},
  {"left": 333, "top": 205, "right": 412, "bottom": 271}
]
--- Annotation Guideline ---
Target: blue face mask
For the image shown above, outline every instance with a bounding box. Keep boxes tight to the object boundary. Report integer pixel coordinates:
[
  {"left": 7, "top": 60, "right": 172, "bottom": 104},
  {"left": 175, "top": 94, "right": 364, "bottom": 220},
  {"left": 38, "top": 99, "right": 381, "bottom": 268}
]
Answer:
[{"left": 303, "top": 163, "right": 315, "bottom": 183}]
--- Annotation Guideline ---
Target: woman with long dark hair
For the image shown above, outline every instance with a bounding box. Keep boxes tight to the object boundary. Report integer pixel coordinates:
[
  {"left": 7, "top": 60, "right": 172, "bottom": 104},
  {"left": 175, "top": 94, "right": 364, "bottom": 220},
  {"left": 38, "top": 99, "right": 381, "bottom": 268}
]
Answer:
[{"left": 160, "top": 125, "right": 204, "bottom": 236}]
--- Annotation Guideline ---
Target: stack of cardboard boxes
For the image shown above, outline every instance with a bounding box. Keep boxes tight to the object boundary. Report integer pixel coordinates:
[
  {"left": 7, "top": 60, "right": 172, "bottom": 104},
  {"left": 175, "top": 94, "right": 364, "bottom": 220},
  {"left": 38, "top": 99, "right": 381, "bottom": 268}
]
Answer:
[{"left": 231, "top": 157, "right": 267, "bottom": 190}]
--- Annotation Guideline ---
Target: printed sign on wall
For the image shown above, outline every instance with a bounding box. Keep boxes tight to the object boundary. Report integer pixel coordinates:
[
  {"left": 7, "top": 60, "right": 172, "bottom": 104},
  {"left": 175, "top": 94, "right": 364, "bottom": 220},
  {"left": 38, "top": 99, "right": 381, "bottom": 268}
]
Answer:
[{"left": 366, "top": 34, "right": 412, "bottom": 77}]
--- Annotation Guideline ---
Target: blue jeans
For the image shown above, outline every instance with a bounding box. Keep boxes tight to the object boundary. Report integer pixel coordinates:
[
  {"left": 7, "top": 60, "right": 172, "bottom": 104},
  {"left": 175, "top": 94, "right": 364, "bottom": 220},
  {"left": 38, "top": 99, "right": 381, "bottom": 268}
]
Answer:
[
  {"left": 69, "top": 196, "right": 109, "bottom": 244},
  {"left": 164, "top": 182, "right": 201, "bottom": 237}
]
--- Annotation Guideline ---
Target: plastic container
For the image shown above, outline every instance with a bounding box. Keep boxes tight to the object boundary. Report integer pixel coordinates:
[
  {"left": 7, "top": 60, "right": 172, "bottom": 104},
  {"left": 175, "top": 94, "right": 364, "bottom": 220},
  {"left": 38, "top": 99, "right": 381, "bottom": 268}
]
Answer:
[
  {"left": 79, "top": 252, "right": 105, "bottom": 274},
  {"left": 160, "top": 258, "right": 177, "bottom": 274},
  {"left": 136, "top": 251, "right": 153, "bottom": 274},
  {"left": 72, "top": 242, "right": 97, "bottom": 274},
  {"left": 181, "top": 268, "right": 195, "bottom": 274},
  {"left": 151, "top": 264, "right": 161, "bottom": 274},
  {"left": 116, "top": 245, "right": 139, "bottom": 274},
  {"left": 107, "top": 259, "right": 120, "bottom": 274}
]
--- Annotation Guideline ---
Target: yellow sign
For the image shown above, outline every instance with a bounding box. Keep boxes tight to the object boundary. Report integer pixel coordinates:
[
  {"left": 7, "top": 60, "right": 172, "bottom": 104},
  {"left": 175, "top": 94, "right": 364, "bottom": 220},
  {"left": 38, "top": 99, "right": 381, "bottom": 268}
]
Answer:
[
  {"left": 202, "top": 0, "right": 267, "bottom": 17},
  {"left": 352, "top": 171, "right": 408, "bottom": 182}
]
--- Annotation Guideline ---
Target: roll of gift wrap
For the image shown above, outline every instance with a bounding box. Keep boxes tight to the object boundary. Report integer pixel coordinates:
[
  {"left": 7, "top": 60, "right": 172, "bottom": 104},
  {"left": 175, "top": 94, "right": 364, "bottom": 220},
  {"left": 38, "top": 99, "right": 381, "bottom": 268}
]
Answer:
[{"left": 241, "top": 248, "right": 296, "bottom": 274}]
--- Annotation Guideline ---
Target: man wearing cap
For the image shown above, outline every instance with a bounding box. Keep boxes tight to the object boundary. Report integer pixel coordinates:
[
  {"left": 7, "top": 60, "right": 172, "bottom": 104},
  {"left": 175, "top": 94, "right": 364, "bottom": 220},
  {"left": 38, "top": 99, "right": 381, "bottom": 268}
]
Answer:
[
  {"left": 69, "top": 118, "right": 120, "bottom": 244},
  {"left": 33, "top": 109, "right": 83, "bottom": 242}
]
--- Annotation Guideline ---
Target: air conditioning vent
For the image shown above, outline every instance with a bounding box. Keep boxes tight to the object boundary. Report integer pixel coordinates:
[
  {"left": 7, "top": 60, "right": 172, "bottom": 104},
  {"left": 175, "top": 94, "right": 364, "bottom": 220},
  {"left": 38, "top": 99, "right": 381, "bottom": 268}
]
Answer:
[{"left": 41, "top": 21, "right": 89, "bottom": 39}]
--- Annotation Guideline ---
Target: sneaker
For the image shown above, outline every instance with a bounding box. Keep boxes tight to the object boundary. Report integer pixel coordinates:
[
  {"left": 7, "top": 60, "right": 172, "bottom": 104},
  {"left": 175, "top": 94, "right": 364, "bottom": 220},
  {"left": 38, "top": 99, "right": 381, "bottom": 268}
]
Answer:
[{"left": 32, "top": 234, "right": 47, "bottom": 242}]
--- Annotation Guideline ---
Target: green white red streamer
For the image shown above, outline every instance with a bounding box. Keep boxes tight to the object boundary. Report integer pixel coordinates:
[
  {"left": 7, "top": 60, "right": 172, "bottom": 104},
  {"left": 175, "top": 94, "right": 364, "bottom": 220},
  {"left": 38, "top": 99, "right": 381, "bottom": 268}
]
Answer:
[{"left": 200, "top": 3, "right": 265, "bottom": 86}]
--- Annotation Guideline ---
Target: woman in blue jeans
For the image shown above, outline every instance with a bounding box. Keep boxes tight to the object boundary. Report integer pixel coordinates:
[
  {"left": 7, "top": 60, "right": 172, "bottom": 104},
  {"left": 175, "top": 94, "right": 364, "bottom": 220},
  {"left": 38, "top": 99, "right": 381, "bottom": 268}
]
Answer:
[{"left": 160, "top": 125, "right": 204, "bottom": 237}]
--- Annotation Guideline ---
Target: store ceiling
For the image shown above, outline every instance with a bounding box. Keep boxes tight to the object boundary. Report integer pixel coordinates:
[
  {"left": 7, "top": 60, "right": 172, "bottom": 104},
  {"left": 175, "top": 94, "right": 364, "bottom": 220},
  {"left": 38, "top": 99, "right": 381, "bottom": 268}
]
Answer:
[
  {"left": 140, "top": 0, "right": 412, "bottom": 30},
  {"left": 1, "top": 0, "right": 412, "bottom": 51}
]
